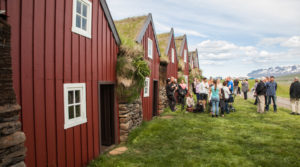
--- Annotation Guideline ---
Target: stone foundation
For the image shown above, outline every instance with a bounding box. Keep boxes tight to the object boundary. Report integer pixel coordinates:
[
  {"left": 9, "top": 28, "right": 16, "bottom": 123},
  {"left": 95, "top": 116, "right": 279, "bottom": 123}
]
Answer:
[
  {"left": 118, "top": 98, "right": 143, "bottom": 142},
  {"left": 159, "top": 87, "right": 168, "bottom": 114},
  {"left": 0, "top": 18, "right": 26, "bottom": 167}
]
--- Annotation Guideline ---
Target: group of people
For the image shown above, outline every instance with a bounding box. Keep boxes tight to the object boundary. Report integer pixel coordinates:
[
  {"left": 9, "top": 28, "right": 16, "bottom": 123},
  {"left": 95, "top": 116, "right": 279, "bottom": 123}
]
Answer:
[{"left": 165, "top": 75, "right": 300, "bottom": 117}]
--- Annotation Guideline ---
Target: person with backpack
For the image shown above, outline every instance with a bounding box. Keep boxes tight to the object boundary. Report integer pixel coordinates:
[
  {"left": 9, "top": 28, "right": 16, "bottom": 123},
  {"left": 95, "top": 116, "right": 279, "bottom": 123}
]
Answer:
[
  {"left": 266, "top": 76, "right": 277, "bottom": 112},
  {"left": 233, "top": 78, "right": 239, "bottom": 96},
  {"left": 221, "top": 81, "right": 231, "bottom": 114},
  {"left": 210, "top": 80, "right": 221, "bottom": 117},
  {"left": 290, "top": 77, "right": 300, "bottom": 115},
  {"left": 178, "top": 79, "right": 188, "bottom": 110},
  {"left": 256, "top": 77, "right": 267, "bottom": 113}
]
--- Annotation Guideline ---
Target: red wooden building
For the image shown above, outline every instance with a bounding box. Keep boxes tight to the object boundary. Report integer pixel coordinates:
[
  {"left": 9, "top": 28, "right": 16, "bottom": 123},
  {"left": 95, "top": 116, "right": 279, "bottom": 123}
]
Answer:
[
  {"left": 0, "top": 0, "right": 121, "bottom": 166},
  {"left": 189, "top": 49, "right": 200, "bottom": 70},
  {"left": 175, "top": 35, "right": 190, "bottom": 87},
  {"left": 115, "top": 14, "right": 160, "bottom": 121},
  {"left": 157, "top": 28, "right": 178, "bottom": 79}
]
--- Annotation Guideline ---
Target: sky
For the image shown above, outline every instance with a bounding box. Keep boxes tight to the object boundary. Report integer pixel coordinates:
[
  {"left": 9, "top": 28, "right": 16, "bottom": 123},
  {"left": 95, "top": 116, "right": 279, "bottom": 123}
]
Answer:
[{"left": 106, "top": 0, "right": 300, "bottom": 78}]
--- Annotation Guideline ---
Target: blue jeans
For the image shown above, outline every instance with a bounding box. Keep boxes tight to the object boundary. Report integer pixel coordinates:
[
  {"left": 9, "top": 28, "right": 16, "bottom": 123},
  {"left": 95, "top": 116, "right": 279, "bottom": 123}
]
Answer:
[
  {"left": 266, "top": 95, "right": 277, "bottom": 111},
  {"left": 211, "top": 97, "right": 220, "bottom": 115}
]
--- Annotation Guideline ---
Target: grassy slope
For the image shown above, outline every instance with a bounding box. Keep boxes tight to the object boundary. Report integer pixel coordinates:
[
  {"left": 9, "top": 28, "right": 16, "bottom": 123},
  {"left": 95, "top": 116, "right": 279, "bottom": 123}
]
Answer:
[{"left": 89, "top": 98, "right": 300, "bottom": 167}]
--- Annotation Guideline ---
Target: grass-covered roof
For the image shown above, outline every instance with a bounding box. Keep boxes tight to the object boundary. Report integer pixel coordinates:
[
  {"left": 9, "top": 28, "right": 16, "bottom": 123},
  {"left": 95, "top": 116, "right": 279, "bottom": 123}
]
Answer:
[
  {"left": 157, "top": 32, "right": 171, "bottom": 57},
  {"left": 175, "top": 35, "right": 185, "bottom": 56},
  {"left": 114, "top": 15, "right": 148, "bottom": 47}
]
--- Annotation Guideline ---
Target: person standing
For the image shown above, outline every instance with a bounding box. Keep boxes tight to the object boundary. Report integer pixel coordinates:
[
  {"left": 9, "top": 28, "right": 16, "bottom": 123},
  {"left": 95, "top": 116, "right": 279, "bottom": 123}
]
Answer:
[
  {"left": 166, "top": 77, "right": 177, "bottom": 112},
  {"left": 253, "top": 79, "right": 259, "bottom": 105},
  {"left": 199, "top": 78, "right": 209, "bottom": 110},
  {"left": 233, "top": 78, "right": 239, "bottom": 95},
  {"left": 222, "top": 82, "right": 231, "bottom": 114},
  {"left": 210, "top": 80, "right": 220, "bottom": 117},
  {"left": 195, "top": 78, "right": 201, "bottom": 103},
  {"left": 178, "top": 79, "right": 188, "bottom": 110},
  {"left": 242, "top": 79, "right": 249, "bottom": 100},
  {"left": 266, "top": 76, "right": 277, "bottom": 112},
  {"left": 256, "top": 77, "right": 267, "bottom": 113},
  {"left": 290, "top": 77, "right": 300, "bottom": 115},
  {"left": 191, "top": 78, "right": 197, "bottom": 94},
  {"left": 227, "top": 77, "right": 234, "bottom": 93}
]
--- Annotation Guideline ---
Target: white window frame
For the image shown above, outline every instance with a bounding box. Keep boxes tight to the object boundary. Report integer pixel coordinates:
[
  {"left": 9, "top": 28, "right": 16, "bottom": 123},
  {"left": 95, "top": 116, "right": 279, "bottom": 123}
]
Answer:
[
  {"left": 171, "top": 48, "right": 175, "bottom": 63},
  {"left": 144, "top": 77, "right": 150, "bottom": 97},
  {"left": 64, "top": 83, "right": 87, "bottom": 129},
  {"left": 148, "top": 38, "right": 153, "bottom": 59},
  {"left": 184, "top": 49, "right": 187, "bottom": 63},
  {"left": 72, "top": 0, "right": 92, "bottom": 38}
]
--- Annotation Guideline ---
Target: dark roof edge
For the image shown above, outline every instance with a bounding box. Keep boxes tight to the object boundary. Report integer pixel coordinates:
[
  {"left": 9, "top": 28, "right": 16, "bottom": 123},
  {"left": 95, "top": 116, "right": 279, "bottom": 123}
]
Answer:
[
  {"left": 179, "top": 34, "right": 187, "bottom": 57},
  {"left": 99, "top": 0, "right": 121, "bottom": 45},
  {"left": 135, "top": 13, "right": 161, "bottom": 57},
  {"left": 165, "top": 28, "right": 174, "bottom": 55}
]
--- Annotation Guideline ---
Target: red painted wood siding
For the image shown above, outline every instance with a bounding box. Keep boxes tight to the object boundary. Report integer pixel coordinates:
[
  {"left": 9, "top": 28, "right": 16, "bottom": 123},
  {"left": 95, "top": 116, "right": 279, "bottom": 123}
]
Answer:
[
  {"left": 166, "top": 35, "right": 178, "bottom": 79},
  {"left": 3, "top": 0, "right": 119, "bottom": 166},
  {"left": 180, "top": 40, "right": 189, "bottom": 89},
  {"left": 140, "top": 22, "right": 160, "bottom": 121}
]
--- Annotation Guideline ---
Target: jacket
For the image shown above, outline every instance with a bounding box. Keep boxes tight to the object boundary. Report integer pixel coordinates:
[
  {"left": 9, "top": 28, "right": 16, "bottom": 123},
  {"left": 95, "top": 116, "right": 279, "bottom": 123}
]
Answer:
[
  {"left": 256, "top": 81, "right": 266, "bottom": 96},
  {"left": 166, "top": 83, "right": 176, "bottom": 97},
  {"left": 290, "top": 81, "right": 300, "bottom": 99},
  {"left": 266, "top": 81, "right": 277, "bottom": 96},
  {"left": 242, "top": 81, "right": 249, "bottom": 92}
]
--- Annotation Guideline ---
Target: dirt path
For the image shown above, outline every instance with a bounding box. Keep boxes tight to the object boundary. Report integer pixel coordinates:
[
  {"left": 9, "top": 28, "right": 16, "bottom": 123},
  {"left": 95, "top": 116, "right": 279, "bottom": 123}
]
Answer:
[{"left": 246, "top": 92, "right": 291, "bottom": 110}]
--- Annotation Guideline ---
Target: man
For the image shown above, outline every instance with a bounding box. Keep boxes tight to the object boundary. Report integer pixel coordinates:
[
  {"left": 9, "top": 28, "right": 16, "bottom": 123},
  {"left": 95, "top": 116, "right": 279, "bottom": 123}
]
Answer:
[
  {"left": 227, "top": 77, "right": 234, "bottom": 93},
  {"left": 266, "top": 76, "right": 277, "bottom": 112},
  {"left": 290, "top": 77, "right": 300, "bottom": 115},
  {"left": 166, "top": 77, "right": 177, "bottom": 112},
  {"left": 199, "top": 77, "right": 209, "bottom": 110},
  {"left": 233, "top": 78, "right": 239, "bottom": 95},
  {"left": 265, "top": 77, "right": 270, "bottom": 107},
  {"left": 253, "top": 79, "right": 259, "bottom": 105},
  {"left": 192, "top": 78, "right": 197, "bottom": 94},
  {"left": 256, "top": 77, "right": 267, "bottom": 113}
]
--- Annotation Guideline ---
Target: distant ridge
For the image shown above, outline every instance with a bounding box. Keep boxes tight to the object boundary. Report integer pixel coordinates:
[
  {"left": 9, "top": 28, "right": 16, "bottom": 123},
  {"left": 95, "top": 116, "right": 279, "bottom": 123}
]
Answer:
[{"left": 247, "top": 65, "right": 300, "bottom": 78}]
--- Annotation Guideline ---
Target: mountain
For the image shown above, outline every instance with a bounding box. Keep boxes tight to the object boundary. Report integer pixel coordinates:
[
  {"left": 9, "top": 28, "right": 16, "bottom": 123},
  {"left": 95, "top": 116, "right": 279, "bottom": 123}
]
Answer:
[{"left": 247, "top": 65, "right": 300, "bottom": 78}]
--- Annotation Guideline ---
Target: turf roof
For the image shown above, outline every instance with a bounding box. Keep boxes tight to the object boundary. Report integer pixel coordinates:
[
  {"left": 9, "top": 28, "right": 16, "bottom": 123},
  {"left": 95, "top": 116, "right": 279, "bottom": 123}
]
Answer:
[
  {"left": 175, "top": 35, "right": 185, "bottom": 57},
  {"left": 114, "top": 15, "right": 148, "bottom": 47},
  {"left": 157, "top": 32, "right": 171, "bottom": 58}
]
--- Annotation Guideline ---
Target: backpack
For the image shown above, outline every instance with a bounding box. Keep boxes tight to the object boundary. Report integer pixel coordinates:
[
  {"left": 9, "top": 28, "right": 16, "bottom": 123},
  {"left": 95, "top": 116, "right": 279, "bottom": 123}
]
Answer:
[{"left": 178, "top": 87, "right": 186, "bottom": 96}]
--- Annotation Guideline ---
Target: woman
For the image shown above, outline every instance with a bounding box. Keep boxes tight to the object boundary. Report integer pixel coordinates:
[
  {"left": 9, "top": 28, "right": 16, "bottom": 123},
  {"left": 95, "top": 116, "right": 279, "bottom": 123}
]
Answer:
[
  {"left": 178, "top": 79, "right": 188, "bottom": 110},
  {"left": 209, "top": 80, "right": 221, "bottom": 117},
  {"left": 242, "top": 79, "right": 249, "bottom": 100},
  {"left": 222, "top": 82, "right": 231, "bottom": 114},
  {"left": 186, "top": 93, "right": 195, "bottom": 112}
]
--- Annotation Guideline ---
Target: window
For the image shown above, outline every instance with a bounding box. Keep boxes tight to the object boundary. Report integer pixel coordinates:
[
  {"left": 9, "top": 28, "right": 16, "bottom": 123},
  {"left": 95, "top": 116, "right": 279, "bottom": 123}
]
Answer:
[
  {"left": 64, "top": 83, "right": 87, "bottom": 129},
  {"left": 144, "top": 77, "right": 150, "bottom": 97},
  {"left": 171, "top": 48, "right": 175, "bottom": 63},
  {"left": 148, "top": 38, "right": 153, "bottom": 59},
  {"left": 184, "top": 49, "right": 187, "bottom": 63},
  {"left": 72, "top": 0, "right": 92, "bottom": 38}
]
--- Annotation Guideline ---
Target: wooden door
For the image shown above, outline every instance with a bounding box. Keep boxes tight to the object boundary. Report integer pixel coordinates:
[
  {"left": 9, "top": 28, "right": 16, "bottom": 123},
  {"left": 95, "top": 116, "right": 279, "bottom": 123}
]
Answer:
[{"left": 152, "top": 81, "right": 158, "bottom": 116}]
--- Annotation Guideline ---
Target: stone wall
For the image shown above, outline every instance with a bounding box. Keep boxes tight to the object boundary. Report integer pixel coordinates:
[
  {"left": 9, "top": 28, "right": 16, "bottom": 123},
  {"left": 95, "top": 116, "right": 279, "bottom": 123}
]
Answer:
[
  {"left": 0, "top": 18, "right": 27, "bottom": 166},
  {"left": 159, "top": 65, "right": 168, "bottom": 113},
  {"left": 118, "top": 98, "right": 143, "bottom": 142}
]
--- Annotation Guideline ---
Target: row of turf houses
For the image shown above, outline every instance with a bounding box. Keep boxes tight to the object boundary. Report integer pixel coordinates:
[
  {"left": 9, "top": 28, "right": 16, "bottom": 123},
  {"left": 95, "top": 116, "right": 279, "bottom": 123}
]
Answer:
[{"left": 0, "top": 0, "right": 200, "bottom": 166}]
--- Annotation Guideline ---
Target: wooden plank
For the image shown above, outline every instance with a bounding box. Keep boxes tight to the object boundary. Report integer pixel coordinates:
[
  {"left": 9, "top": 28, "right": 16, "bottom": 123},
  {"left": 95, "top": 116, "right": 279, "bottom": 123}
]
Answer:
[
  {"left": 97, "top": 5, "right": 102, "bottom": 80},
  {"left": 20, "top": 0, "right": 36, "bottom": 166},
  {"left": 79, "top": 36, "right": 88, "bottom": 165},
  {"left": 45, "top": 0, "right": 57, "bottom": 165},
  {"left": 55, "top": 0, "right": 66, "bottom": 165},
  {"left": 106, "top": 28, "right": 111, "bottom": 81},
  {"left": 102, "top": 12, "right": 107, "bottom": 81},
  {"left": 64, "top": 0, "right": 74, "bottom": 166}
]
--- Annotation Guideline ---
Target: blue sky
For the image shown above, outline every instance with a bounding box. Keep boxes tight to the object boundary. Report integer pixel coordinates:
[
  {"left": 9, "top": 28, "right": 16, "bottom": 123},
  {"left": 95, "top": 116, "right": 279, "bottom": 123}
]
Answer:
[{"left": 107, "top": 0, "right": 300, "bottom": 77}]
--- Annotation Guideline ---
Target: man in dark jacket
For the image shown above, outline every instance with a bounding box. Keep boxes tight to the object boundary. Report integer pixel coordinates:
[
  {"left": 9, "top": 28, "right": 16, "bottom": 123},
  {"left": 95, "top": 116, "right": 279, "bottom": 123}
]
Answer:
[
  {"left": 266, "top": 76, "right": 277, "bottom": 112},
  {"left": 290, "top": 77, "right": 300, "bottom": 115},
  {"left": 166, "top": 77, "right": 177, "bottom": 112},
  {"left": 256, "top": 77, "right": 267, "bottom": 113}
]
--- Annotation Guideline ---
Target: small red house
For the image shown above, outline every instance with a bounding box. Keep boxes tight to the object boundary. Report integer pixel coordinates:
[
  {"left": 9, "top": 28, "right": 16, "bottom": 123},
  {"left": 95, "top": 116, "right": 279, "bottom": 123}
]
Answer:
[
  {"left": 1, "top": 0, "right": 120, "bottom": 166},
  {"left": 189, "top": 49, "right": 200, "bottom": 70},
  {"left": 175, "top": 35, "right": 189, "bottom": 87},
  {"left": 115, "top": 14, "right": 160, "bottom": 121},
  {"left": 157, "top": 28, "right": 178, "bottom": 79}
]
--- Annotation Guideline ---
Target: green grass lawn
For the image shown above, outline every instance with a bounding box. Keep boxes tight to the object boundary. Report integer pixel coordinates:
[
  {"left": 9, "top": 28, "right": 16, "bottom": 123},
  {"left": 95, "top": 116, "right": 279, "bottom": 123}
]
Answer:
[{"left": 89, "top": 98, "right": 300, "bottom": 167}]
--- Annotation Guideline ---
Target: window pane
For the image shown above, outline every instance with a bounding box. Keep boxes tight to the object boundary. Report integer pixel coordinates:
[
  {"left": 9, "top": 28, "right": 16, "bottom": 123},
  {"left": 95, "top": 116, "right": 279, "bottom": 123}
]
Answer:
[
  {"left": 76, "top": 0, "right": 82, "bottom": 14},
  {"left": 76, "top": 14, "right": 81, "bottom": 28},
  {"left": 68, "top": 91, "right": 74, "bottom": 104},
  {"left": 75, "top": 105, "right": 81, "bottom": 117},
  {"left": 69, "top": 106, "right": 74, "bottom": 119},
  {"left": 82, "top": 18, "right": 87, "bottom": 31},
  {"left": 82, "top": 4, "right": 87, "bottom": 17},
  {"left": 75, "top": 90, "right": 80, "bottom": 103}
]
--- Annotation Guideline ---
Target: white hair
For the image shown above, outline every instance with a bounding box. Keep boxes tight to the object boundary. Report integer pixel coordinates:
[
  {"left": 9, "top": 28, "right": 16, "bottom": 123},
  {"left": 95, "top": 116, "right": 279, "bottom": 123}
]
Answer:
[
  {"left": 295, "top": 77, "right": 299, "bottom": 81},
  {"left": 261, "top": 77, "right": 266, "bottom": 81}
]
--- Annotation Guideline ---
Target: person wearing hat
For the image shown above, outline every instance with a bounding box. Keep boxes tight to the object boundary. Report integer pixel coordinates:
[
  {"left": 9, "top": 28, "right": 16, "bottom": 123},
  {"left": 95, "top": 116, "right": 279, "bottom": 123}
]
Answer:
[
  {"left": 256, "top": 77, "right": 267, "bottom": 113},
  {"left": 290, "top": 77, "right": 300, "bottom": 115}
]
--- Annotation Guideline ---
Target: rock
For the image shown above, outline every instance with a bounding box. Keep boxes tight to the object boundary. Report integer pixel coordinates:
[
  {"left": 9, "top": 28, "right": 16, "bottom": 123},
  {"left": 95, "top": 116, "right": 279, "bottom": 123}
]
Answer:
[
  {"left": 109, "top": 146, "right": 128, "bottom": 155},
  {"left": 0, "top": 132, "right": 26, "bottom": 149},
  {"left": 119, "top": 118, "right": 129, "bottom": 123},
  {"left": 10, "top": 161, "right": 26, "bottom": 167},
  {"left": 0, "top": 121, "right": 21, "bottom": 136},
  {"left": 119, "top": 135, "right": 128, "bottom": 142}
]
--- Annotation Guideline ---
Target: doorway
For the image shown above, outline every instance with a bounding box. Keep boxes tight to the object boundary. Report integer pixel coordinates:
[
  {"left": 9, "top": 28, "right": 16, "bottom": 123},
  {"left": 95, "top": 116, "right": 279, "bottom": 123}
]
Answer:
[
  {"left": 99, "top": 84, "right": 115, "bottom": 150},
  {"left": 152, "top": 80, "right": 158, "bottom": 117}
]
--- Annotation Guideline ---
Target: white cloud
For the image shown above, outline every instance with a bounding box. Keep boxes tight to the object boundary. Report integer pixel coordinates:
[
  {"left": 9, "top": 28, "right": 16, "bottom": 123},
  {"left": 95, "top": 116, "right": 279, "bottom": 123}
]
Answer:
[{"left": 281, "top": 36, "right": 300, "bottom": 48}]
